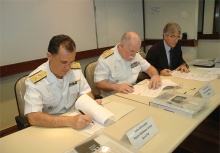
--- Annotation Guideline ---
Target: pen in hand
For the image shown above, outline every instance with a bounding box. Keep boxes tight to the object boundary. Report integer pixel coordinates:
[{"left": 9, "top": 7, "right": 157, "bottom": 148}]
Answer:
[
  {"left": 129, "top": 85, "right": 134, "bottom": 88},
  {"left": 78, "top": 110, "right": 94, "bottom": 124}
]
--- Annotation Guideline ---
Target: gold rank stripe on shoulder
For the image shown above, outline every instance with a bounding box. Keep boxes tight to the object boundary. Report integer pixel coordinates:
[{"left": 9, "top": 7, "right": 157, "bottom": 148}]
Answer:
[
  {"left": 71, "top": 62, "right": 81, "bottom": 69},
  {"left": 29, "top": 70, "right": 47, "bottom": 84},
  {"left": 102, "top": 49, "right": 114, "bottom": 59}
]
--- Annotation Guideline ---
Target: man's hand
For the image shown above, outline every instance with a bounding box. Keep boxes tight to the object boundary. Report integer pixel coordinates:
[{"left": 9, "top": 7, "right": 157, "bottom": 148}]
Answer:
[
  {"left": 70, "top": 114, "right": 93, "bottom": 130},
  {"left": 160, "top": 69, "right": 172, "bottom": 76},
  {"left": 176, "top": 64, "right": 190, "bottom": 73},
  {"left": 95, "top": 99, "right": 102, "bottom": 105},
  {"left": 148, "top": 74, "right": 161, "bottom": 89},
  {"left": 114, "top": 83, "right": 134, "bottom": 94}
]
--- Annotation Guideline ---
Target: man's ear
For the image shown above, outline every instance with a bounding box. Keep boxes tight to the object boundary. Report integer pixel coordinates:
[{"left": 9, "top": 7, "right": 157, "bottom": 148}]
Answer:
[{"left": 47, "top": 52, "right": 52, "bottom": 61}]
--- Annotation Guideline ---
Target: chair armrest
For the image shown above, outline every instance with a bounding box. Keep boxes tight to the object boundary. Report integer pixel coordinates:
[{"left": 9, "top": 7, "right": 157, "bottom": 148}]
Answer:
[{"left": 15, "top": 115, "right": 30, "bottom": 130}]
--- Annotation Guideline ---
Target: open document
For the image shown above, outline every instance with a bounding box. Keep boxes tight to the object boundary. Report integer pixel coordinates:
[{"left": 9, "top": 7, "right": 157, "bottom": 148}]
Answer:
[
  {"left": 130, "top": 79, "right": 179, "bottom": 98},
  {"left": 75, "top": 94, "right": 114, "bottom": 126},
  {"left": 171, "top": 70, "right": 218, "bottom": 81},
  {"left": 67, "top": 94, "right": 135, "bottom": 134}
]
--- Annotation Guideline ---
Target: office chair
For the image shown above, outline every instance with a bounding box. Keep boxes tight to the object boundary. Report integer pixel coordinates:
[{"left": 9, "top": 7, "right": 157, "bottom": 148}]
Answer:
[
  {"left": 139, "top": 50, "right": 146, "bottom": 59},
  {"left": 14, "top": 75, "right": 30, "bottom": 130},
  {"left": 84, "top": 61, "right": 102, "bottom": 99}
]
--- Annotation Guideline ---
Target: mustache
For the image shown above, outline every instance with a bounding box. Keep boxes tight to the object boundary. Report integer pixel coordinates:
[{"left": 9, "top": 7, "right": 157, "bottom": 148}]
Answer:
[{"left": 129, "top": 56, "right": 135, "bottom": 60}]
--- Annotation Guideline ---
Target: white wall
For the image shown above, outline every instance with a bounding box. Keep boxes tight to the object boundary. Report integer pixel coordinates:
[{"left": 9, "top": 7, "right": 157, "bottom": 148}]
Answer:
[
  {"left": 144, "top": 0, "right": 199, "bottom": 62},
  {"left": 94, "top": 0, "right": 143, "bottom": 47},
  {"left": 197, "top": 40, "right": 220, "bottom": 59},
  {"left": 1, "top": 0, "right": 97, "bottom": 66}
]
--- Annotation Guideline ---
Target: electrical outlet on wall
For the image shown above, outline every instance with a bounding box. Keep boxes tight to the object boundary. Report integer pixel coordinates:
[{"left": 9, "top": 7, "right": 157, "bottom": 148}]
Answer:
[{"left": 150, "top": 7, "right": 160, "bottom": 14}]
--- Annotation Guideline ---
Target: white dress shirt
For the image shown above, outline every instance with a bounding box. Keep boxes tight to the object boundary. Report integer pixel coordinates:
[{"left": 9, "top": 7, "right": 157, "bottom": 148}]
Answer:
[
  {"left": 94, "top": 44, "right": 151, "bottom": 97},
  {"left": 24, "top": 61, "right": 91, "bottom": 115}
]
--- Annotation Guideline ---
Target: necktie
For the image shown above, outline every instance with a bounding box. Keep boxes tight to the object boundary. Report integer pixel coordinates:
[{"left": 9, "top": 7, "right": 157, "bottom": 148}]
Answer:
[{"left": 169, "top": 48, "right": 173, "bottom": 70}]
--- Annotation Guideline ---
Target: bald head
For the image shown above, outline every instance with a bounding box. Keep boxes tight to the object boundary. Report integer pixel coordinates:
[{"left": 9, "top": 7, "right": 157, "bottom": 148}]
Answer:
[
  {"left": 121, "top": 32, "right": 141, "bottom": 47},
  {"left": 118, "top": 32, "right": 141, "bottom": 61}
]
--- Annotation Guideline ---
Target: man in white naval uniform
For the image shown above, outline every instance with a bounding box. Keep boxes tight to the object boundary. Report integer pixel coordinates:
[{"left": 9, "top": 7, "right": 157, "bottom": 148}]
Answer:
[
  {"left": 24, "top": 35, "right": 101, "bottom": 129},
  {"left": 94, "top": 31, "right": 161, "bottom": 97}
]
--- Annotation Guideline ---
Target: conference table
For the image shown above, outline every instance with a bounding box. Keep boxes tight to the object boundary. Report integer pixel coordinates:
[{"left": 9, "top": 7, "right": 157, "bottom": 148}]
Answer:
[
  {"left": 116, "top": 66, "right": 220, "bottom": 105},
  {"left": 0, "top": 67, "right": 219, "bottom": 153}
]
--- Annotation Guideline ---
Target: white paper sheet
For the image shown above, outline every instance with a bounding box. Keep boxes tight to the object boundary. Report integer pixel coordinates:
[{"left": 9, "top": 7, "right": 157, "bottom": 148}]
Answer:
[
  {"left": 75, "top": 94, "right": 114, "bottom": 125},
  {"left": 67, "top": 111, "right": 104, "bottom": 135},
  {"left": 130, "top": 79, "right": 179, "bottom": 98},
  {"left": 171, "top": 70, "right": 218, "bottom": 81},
  {"left": 67, "top": 99, "right": 136, "bottom": 135}
]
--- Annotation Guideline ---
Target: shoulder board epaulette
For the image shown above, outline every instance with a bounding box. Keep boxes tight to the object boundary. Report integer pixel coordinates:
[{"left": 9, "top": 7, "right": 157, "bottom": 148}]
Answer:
[
  {"left": 29, "top": 70, "right": 47, "bottom": 84},
  {"left": 102, "top": 49, "right": 114, "bottom": 59},
  {"left": 71, "top": 62, "right": 81, "bottom": 69}
]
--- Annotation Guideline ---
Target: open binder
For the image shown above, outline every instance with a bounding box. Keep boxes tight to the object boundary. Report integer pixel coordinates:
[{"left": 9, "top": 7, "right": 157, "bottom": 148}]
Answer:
[
  {"left": 149, "top": 91, "right": 208, "bottom": 117},
  {"left": 193, "top": 58, "right": 218, "bottom": 68}
]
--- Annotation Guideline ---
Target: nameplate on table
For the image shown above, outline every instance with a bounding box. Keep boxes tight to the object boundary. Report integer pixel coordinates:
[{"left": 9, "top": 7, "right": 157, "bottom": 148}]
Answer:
[
  {"left": 199, "top": 83, "right": 215, "bottom": 100},
  {"left": 125, "top": 116, "right": 158, "bottom": 149}
]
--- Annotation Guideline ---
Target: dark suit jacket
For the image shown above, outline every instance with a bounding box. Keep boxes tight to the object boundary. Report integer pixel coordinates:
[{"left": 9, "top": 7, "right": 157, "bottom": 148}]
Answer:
[{"left": 146, "top": 40, "right": 186, "bottom": 73}]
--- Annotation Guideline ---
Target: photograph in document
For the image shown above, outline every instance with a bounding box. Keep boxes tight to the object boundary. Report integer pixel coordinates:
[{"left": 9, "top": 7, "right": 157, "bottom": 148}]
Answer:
[{"left": 149, "top": 91, "right": 208, "bottom": 117}]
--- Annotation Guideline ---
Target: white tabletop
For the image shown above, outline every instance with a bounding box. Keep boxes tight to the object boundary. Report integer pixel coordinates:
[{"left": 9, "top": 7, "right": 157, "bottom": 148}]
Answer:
[
  {"left": 102, "top": 94, "right": 220, "bottom": 153},
  {"left": 115, "top": 66, "right": 220, "bottom": 105},
  {"left": 1, "top": 67, "right": 219, "bottom": 153}
]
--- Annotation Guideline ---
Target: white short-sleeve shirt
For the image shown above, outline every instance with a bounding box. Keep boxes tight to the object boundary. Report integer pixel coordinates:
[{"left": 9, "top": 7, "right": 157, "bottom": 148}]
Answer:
[
  {"left": 94, "top": 44, "right": 150, "bottom": 97},
  {"left": 24, "top": 61, "right": 91, "bottom": 115}
]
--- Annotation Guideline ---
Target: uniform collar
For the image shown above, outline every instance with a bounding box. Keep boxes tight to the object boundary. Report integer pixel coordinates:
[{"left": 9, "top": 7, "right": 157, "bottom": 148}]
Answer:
[
  {"left": 163, "top": 40, "right": 172, "bottom": 54},
  {"left": 114, "top": 44, "right": 124, "bottom": 61},
  {"left": 45, "top": 61, "right": 72, "bottom": 84}
]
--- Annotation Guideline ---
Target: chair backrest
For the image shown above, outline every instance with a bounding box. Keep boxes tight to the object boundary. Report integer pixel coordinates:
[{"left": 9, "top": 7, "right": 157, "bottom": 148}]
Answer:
[
  {"left": 139, "top": 50, "right": 146, "bottom": 58},
  {"left": 14, "top": 76, "right": 28, "bottom": 117},
  {"left": 84, "top": 61, "right": 101, "bottom": 96}
]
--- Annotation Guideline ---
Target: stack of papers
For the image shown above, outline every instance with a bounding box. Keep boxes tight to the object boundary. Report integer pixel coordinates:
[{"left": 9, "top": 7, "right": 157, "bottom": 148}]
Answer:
[
  {"left": 130, "top": 79, "right": 179, "bottom": 98},
  {"left": 171, "top": 71, "right": 218, "bottom": 81}
]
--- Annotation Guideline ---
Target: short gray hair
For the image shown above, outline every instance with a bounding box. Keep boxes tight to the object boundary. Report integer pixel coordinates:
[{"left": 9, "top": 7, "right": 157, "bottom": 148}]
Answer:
[{"left": 163, "top": 22, "right": 181, "bottom": 35}]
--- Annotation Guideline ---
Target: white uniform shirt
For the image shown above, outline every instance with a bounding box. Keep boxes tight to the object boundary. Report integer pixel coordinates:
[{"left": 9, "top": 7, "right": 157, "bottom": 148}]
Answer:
[
  {"left": 24, "top": 61, "right": 91, "bottom": 115},
  {"left": 94, "top": 44, "right": 151, "bottom": 97}
]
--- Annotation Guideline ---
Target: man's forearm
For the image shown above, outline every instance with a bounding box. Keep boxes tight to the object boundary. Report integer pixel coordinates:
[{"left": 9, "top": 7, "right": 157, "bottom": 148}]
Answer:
[
  {"left": 94, "top": 80, "right": 117, "bottom": 91},
  {"left": 27, "top": 112, "right": 71, "bottom": 127},
  {"left": 145, "top": 66, "right": 159, "bottom": 77}
]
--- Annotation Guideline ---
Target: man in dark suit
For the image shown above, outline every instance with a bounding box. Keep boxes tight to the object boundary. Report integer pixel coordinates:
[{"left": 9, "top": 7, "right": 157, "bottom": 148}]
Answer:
[{"left": 146, "top": 22, "right": 190, "bottom": 76}]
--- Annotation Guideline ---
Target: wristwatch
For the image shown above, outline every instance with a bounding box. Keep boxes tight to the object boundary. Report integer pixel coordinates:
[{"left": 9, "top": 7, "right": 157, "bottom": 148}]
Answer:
[{"left": 183, "top": 63, "right": 189, "bottom": 68}]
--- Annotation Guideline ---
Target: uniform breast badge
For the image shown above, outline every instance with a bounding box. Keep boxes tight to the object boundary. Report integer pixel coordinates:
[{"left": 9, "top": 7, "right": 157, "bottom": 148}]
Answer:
[
  {"left": 131, "top": 61, "right": 140, "bottom": 68},
  {"left": 48, "top": 106, "right": 53, "bottom": 109},
  {"left": 69, "top": 79, "right": 81, "bottom": 87}
]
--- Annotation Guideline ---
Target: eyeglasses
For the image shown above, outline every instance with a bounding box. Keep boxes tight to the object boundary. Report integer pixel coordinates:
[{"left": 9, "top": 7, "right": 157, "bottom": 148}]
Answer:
[
  {"left": 52, "top": 55, "right": 75, "bottom": 68},
  {"left": 168, "top": 34, "right": 180, "bottom": 40},
  {"left": 124, "top": 45, "right": 140, "bottom": 54},
  {"left": 127, "top": 48, "right": 140, "bottom": 54},
  {"left": 121, "top": 42, "right": 140, "bottom": 54}
]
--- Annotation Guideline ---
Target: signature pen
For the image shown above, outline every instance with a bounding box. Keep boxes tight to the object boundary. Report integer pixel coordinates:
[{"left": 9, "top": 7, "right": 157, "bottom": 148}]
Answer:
[{"left": 78, "top": 110, "right": 94, "bottom": 124}]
